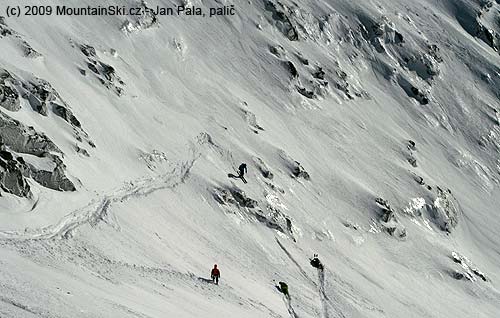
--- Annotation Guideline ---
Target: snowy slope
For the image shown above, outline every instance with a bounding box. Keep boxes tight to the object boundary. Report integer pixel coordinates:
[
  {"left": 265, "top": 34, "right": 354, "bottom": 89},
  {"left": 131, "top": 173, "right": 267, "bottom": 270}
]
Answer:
[{"left": 1, "top": 0, "right": 500, "bottom": 317}]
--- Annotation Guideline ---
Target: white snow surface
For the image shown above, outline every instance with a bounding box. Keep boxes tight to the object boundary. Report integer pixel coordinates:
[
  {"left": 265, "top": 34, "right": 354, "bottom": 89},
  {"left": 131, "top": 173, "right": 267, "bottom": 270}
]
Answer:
[{"left": 1, "top": 0, "right": 500, "bottom": 317}]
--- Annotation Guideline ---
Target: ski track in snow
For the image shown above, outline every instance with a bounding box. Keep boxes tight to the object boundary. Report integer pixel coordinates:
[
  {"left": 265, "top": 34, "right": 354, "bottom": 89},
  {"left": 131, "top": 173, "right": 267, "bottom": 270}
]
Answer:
[
  {"left": 284, "top": 295, "right": 300, "bottom": 318},
  {"left": 276, "top": 238, "right": 349, "bottom": 318},
  {"left": 317, "top": 268, "right": 330, "bottom": 318},
  {"left": 0, "top": 141, "right": 202, "bottom": 241}
]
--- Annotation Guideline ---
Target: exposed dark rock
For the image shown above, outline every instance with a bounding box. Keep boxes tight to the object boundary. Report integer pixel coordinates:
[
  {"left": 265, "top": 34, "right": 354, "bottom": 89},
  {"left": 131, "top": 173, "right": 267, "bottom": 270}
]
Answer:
[
  {"left": 0, "top": 70, "right": 21, "bottom": 111},
  {"left": 29, "top": 163, "right": 76, "bottom": 192},
  {"left": 296, "top": 53, "right": 309, "bottom": 65},
  {"left": 412, "top": 173, "right": 425, "bottom": 185},
  {"left": 292, "top": 161, "right": 310, "bottom": 180},
  {"left": 376, "top": 197, "right": 394, "bottom": 222},
  {"left": 297, "top": 86, "right": 315, "bottom": 99},
  {"left": 375, "top": 197, "right": 406, "bottom": 238},
  {"left": 22, "top": 41, "right": 41, "bottom": 58},
  {"left": 452, "top": 271, "right": 465, "bottom": 280},
  {"left": 76, "top": 145, "right": 90, "bottom": 157},
  {"left": 87, "top": 61, "right": 99, "bottom": 74},
  {"left": 451, "top": 251, "right": 488, "bottom": 282},
  {"left": 213, "top": 187, "right": 258, "bottom": 209},
  {"left": 477, "top": 23, "right": 500, "bottom": 53},
  {"left": 26, "top": 93, "right": 48, "bottom": 115},
  {"left": 52, "top": 103, "right": 81, "bottom": 128},
  {"left": 253, "top": 156, "right": 273, "bottom": 179},
  {"left": 0, "top": 151, "right": 31, "bottom": 197},
  {"left": 279, "top": 150, "right": 311, "bottom": 180},
  {"left": 82, "top": 49, "right": 124, "bottom": 96},
  {"left": 394, "top": 31, "right": 404, "bottom": 44},
  {"left": 269, "top": 45, "right": 286, "bottom": 58},
  {"left": 0, "top": 150, "right": 13, "bottom": 161},
  {"left": 120, "top": 0, "right": 159, "bottom": 33},
  {"left": 80, "top": 44, "right": 96, "bottom": 57},
  {"left": 313, "top": 67, "right": 326, "bottom": 80},
  {"left": 230, "top": 188, "right": 258, "bottom": 208},
  {"left": 408, "top": 155, "right": 417, "bottom": 167},
  {"left": 241, "top": 104, "right": 265, "bottom": 133},
  {"left": 285, "top": 61, "right": 298, "bottom": 78},
  {"left": 407, "top": 140, "right": 416, "bottom": 151},
  {"left": 0, "top": 111, "right": 61, "bottom": 157},
  {"left": 0, "top": 84, "right": 21, "bottom": 111},
  {"left": 398, "top": 75, "right": 430, "bottom": 105},
  {"left": 263, "top": 0, "right": 299, "bottom": 41},
  {"left": 0, "top": 17, "right": 41, "bottom": 58},
  {"left": 428, "top": 187, "right": 460, "bottom": 232},
  {"left": 411, "top": 86, "right": 429, "bottom": 104}
]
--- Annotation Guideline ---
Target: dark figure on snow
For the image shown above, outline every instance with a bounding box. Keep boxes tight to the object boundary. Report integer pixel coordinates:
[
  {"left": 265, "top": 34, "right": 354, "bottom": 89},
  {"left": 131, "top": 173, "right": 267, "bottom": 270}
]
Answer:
[
  {"left": 276, "top": 281, "right": 289, "bottom": 296},
  {"left": 238, "top": 163, "right": 247, "bottom": 178},
  {"left": 211, "top": 264, "right": 220, "bottom": 285},
  {"left": 310, "top": 254, "right": 324, "bottom": 270}
]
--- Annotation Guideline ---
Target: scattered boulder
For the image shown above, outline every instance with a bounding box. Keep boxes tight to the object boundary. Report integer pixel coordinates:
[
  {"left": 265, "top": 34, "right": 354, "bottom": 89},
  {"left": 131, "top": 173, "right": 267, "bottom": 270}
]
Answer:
[
  {"left": 291, "top": 161, "right": 311, "bottom": 180},
  {"left": 407, "top": 140, "right": 416, "bottom": 151},
  {"left": 213, "top": 187, "right": 258, "bottom": 208},
  {"left": 312, "top": 67, "right": 325, "bottom": 80},
  {"left": 253, "top": 156, "right": 273, "bottom": 179},
  {"left": 78, "top": 44, "right": 125, "bottom": 96},
  {"left": 450, "top": 251, "right": 488, "bottom": 282},
  {"left": 269, "top": 44, "right": 286, "bottom": 58},
  {"left": 240, "top": 103, "right": 265, "bottom": 133},
  {"left": 296, "top": 53, "right": 309, "bottom": 65},
  {"left": 297, "top": 86, "right": 315, "bottom": 99},
  {"left": 121, "top": 0, "right": 158, "bottom": 34},
  {"left": 279, "top": 150, "right": 311, "bottom": 180},
  {"left": 230, "top": 188, "right": 258, "bottom": 208},
  {"left": 80, "top": 44, "right": 96, "bottom": 57},
  {"left": 408, "top": 155, "right": 417, "bottom": 167},
  {"left": 285, "top": 61, "right": 298, "bottom": 78},
  {"left": 21, "top": 41, "right": 41, "bottom": 58},
  {"left": 75, "top": 145, "right": 90, "bottom": 157},
  {"left": 428, "top": 187, "right": 460, "bottom": 232},
  {"left": 397, "top": 75, "right": 430, "bottom": 105},
  {"left": 410, "top": 86, "right": 429, "bottom": 105},
  {"left": 375, "top": 197, "right": 407, "bottom": 238}
]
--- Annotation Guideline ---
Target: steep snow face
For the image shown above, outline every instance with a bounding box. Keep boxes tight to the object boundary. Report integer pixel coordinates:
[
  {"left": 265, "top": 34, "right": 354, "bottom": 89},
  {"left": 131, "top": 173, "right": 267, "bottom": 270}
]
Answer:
[{"left": 1, "top": 0, "right": 500, "bottom": 317}]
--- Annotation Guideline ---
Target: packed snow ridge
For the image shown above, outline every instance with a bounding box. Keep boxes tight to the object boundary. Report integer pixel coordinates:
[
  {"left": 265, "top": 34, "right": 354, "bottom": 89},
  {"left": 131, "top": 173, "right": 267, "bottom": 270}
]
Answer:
[{"left": 1, "top": 0, "right": 499, "bottom": 317}]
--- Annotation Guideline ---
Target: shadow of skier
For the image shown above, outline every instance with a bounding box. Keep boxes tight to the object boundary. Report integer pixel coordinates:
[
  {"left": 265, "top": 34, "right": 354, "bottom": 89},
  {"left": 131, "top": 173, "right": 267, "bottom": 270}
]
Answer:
[{"left": 197, "top": 277, "right": 214, "bottom": 284}]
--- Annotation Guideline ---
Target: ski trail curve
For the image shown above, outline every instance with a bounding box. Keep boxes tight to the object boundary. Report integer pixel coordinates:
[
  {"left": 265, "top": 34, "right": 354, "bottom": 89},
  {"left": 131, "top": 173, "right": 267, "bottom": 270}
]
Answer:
[{"left": 0, "top": 138, "right": 203, "bottom": 241}]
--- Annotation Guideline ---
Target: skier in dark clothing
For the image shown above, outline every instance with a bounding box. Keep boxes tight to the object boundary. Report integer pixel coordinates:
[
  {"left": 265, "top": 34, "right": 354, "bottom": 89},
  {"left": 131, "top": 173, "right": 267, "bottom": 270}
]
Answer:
[
  {"left": 237, "top": 163, "right": 248, "bottom": 183},
  {"left": 238, "top": 163, "right": 247, "bottom": 178},
  {"left": 227, "top": 163, "right": 248, "bottom": 183},
  {"left": 211, "top": 264, "right": 220, "bottom": 285},
  {"left": 277, "top": 281, "right": 289, "bottom": 296},
  {"left": 310, "top": 254, "right": 324, "bottom": 270}
]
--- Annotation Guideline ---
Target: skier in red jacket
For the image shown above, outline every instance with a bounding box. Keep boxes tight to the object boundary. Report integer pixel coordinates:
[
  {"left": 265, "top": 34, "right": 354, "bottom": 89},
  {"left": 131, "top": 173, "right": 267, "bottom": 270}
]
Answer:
[{"left": 211, "top": 264, "right": 220, "bottom": 285}]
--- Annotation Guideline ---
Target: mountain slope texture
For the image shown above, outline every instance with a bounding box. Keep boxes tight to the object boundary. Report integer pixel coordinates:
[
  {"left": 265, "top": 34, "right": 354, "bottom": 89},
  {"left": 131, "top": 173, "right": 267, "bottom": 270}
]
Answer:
[{"left": 1, "top": 0, "right": 499, "bottom": 317}]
